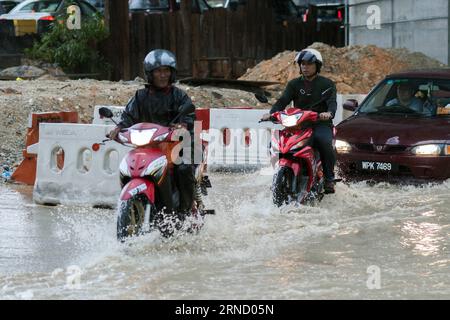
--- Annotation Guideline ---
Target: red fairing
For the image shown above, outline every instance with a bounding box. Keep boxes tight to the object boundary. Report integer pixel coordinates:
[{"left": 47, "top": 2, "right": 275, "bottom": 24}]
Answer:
[
  {"left": 125, "top": 148, "right": 166, "bottom": 178},
  {"left": 279, "top": 158, "right": 301, "bottom": 176},
  {"left": 279, "top": 128, "right": 313, "bottom": 154},
  {"left": 294, "top": 146, "right": 315, "bottom": 189},
  {"left": 296, "top": 110, "right": 318, "bottom": 122},
  {"left": 120, "top": 178, "right": 155, "bottom": 202}
]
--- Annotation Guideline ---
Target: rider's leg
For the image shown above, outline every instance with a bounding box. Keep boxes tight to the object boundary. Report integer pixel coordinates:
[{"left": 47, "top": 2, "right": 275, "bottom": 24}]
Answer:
[
  {"left": 157, "top": 173, "right": 175, "bottom": 213},
  {"left": 174, "top": 164, "right": 196, "bottom": 211},
  {"left": 313, "top": 125, "right": 336, "bottom": 192}
]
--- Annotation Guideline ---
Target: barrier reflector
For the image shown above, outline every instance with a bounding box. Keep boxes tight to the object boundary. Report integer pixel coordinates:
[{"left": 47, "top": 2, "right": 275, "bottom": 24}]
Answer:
[{"left": 11, "top": 111, "right": 78, "bottom": 185}]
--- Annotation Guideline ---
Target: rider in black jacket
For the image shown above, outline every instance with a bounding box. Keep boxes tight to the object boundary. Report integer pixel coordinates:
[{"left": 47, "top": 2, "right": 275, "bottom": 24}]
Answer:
[{"left": 109, "top": 49, "right": 197, "bottom": 213}]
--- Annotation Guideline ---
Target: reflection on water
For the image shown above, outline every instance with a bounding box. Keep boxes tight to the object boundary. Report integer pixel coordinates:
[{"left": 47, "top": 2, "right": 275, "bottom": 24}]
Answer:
[
  {"left": 399, "top": 221, "right": 447, "bottom": 257},
  {"left": 0, "top": 177, "right": 449, "bottom": 299}
]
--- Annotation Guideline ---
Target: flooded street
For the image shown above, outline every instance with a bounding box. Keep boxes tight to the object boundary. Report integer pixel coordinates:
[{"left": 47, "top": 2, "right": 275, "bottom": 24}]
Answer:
[{"left": 0, "top": 172, "right": 449, "bottom": 300}]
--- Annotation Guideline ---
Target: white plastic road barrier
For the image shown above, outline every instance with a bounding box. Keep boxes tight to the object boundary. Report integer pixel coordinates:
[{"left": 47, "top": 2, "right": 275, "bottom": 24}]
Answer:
[
  {"left": 203, "top": 108, "right": 277, "bottom": 169},
  {"left": 33, "top": 123, "right": 129, "bottom": 206},
  {"left": 33, "top": 94, "right": 367, "bottom": 206}
]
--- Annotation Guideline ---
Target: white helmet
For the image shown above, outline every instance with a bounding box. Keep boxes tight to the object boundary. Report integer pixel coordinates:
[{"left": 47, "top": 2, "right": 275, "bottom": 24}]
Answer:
[{"left": 294, "top": 48, "right": 323, "bottom": 73}]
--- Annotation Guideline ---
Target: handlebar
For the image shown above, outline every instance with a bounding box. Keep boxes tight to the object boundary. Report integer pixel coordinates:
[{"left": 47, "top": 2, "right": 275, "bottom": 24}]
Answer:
[{"left": 258, "top": 116, "right": 276, "bottom": 123}]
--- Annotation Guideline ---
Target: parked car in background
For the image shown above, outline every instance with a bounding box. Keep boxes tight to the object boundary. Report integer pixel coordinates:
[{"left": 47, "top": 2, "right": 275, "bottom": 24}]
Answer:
[
  {"left": 86, "top": 0, "right": 103, "bottom": 13},
  {"left": 336, "top": 69, "right": 450, "bottom": 182},
  {"left": 0, "top": 0, "right": 21, "bottom": 14},
  {"left": 207, "top": 0, "right": 224, "bottom": 8},
  {"left": 225, "top": 0, "right": 300, "bottom": 21},
  {"left": 222, "top": 0, "right": 246, "bottom": 10},
  {"left": 301, "top": 3, "right": 344, "bottom": 23},
  {"left": 0, "top": 0, "right": 99, "bottom": 35},
  {"left": 129, "top": 0, "right": 211, "bottom": 14}
]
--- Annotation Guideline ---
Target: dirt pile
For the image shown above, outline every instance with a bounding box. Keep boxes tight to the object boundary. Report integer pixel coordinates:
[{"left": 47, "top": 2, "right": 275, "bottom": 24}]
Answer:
[{"left": 239, "top": 42, "right": 448, "bottom": 94}]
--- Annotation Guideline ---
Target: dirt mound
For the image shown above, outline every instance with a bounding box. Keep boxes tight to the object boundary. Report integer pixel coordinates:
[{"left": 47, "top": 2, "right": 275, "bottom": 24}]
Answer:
[{"left": 239, "top": 42, "right": 448, "bottom": 94}]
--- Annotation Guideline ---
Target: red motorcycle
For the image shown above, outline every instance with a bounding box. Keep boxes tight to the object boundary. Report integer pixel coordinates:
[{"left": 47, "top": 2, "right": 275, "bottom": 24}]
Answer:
[
  {"left": 263, "top": 109, "right": 326, "bottom": 206},
  {"left": 97, "top": 107, "right": 213, "bottom": 240},
  {"left": 258, "top": 90, "right": 335, "bottom": 207}
]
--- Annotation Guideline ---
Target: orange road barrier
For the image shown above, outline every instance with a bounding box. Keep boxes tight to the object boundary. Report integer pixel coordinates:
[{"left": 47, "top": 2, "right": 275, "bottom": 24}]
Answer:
[{"left": 11, "top": 112, "right": 78, "bottom": 185}]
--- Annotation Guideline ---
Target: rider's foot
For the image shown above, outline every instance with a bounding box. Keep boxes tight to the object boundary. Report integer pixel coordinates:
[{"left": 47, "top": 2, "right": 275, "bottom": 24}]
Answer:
[{"left": 324, "top": 181, "right": 335, "bottom": 194}]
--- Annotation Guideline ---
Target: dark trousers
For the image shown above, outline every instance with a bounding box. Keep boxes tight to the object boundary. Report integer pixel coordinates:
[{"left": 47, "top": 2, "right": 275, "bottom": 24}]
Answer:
[
  {"left": 157, "top": 164, "right": 195, "bottom": 213},
  {"left": 174, "top": 164, "right": 196, "bottom": 211},
  {"left": 313, "top": 125, "right": 336, "bottom": 182}
]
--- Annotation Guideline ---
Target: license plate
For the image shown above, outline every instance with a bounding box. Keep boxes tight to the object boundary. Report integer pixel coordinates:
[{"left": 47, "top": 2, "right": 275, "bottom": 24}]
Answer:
[{"left": 360, "top": 161, "right": 395, "bottom": 172}]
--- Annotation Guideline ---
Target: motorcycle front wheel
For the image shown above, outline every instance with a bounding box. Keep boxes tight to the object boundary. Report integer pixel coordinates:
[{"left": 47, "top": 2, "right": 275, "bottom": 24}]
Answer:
[
  {"left": 272, "top": 166, "right": 292, "bottom": 207},
  {"left": 117, "top": 194, "right": 152, "bottom": 241}
]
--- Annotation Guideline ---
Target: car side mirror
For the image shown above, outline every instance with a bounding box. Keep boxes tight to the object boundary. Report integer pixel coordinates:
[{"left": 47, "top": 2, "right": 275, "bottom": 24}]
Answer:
[{"left": 343, "top": 99, "right": 358, "bottom": 112}]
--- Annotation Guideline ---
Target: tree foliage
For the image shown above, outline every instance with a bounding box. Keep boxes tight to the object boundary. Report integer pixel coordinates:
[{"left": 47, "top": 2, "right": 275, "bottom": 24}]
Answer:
[{"left": 25, "top": 14, "right": 110, "bottom": 76}]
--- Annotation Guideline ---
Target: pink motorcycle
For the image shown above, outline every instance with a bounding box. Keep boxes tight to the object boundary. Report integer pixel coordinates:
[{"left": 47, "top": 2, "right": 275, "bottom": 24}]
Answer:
[{"left": 97, "top": 107, "right": 213, "bottom": 240}]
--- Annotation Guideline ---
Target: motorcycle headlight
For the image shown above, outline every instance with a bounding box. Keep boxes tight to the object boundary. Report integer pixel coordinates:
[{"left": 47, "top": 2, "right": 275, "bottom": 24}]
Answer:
[
  {"left": 411, "top": 144, "right": 442, "bottom": 156},
  {"left": 281, "top": 113, "right": 302, "bottom": 127},
  {"left": 130, "top": 128, "right": 157, "bottom": 146},
  {"left": 335, "top": 139, "right": 352, "bottom": 153}
]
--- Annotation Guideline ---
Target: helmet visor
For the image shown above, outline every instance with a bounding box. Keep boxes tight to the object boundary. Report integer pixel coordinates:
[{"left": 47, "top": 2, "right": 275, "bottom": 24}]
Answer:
[{"left": 298, "top": 51, "right": 318, "bottom": 63}]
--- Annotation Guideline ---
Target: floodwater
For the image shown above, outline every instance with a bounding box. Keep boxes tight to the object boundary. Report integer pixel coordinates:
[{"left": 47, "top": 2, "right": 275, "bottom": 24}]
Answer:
[{"left": 0, "top": 172, "right": 449, "bottom": 300}]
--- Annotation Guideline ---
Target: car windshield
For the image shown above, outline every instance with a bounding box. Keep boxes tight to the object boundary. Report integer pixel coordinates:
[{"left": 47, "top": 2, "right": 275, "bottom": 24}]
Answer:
[
  {"left": 358, "top": 78, "right": 450, "bottom": 117},
  {"left": 11, "top": 0, "right": 62, "bottom": 13},
  {"left": 1, "top": 1, "right": 19, "bottom": 13}
]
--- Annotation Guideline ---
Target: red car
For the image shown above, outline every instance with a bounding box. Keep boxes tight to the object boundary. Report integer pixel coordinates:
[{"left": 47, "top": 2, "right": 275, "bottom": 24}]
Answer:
[{"left": 336, "top": 69, "right": 450, "bottom": 182}]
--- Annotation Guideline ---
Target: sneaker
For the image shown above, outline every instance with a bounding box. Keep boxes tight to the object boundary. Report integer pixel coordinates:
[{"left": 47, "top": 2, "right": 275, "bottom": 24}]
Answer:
[{"left": 324, "top": 181, "right": 335, "bottom": 194}]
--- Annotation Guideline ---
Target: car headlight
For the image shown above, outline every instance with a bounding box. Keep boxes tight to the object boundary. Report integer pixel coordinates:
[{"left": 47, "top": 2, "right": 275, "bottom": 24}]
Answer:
[
  {"left": 411, "top": 144, "right": 442, "bottom": 156},
  {"left": 335, "top": 139, "right": 352, "bottom": 153},
  {"left": 130, "top": 128, "right": 157, "bottom": 146}
]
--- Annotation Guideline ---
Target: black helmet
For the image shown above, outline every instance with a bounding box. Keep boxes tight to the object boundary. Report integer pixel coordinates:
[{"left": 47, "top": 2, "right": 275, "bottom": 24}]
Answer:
[
  {"left": 143, "top": 49, "right": 177, "bottom": 84},
  {"left": 294, "top": 48, "right": 323, "bottom": 74}
]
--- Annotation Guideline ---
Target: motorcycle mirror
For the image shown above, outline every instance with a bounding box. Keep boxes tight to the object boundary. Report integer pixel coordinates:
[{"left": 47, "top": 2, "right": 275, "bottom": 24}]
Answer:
[
  {"left": 99, "top": 107, "right": 113, "bottom": 119},
  {"left": 170, "top": 104, "right": 195, "bottom": 126},
  {"left": 255, "top": 93, "right": 269, "bottom": 104},
  {"left": 179, "top": 104, "right": 195, "bottom": 117}
]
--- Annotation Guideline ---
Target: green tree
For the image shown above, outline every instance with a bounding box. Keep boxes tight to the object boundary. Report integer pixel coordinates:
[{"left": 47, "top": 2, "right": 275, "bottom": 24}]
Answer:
[{"left": 25, "top": 14, "right": 111, "bottom": 77}]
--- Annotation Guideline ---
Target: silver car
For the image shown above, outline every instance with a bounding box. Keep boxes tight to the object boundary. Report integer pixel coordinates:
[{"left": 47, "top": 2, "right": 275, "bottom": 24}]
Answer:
[{"left": 0, "top": 0, "right": 98, "bottom": 35}]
